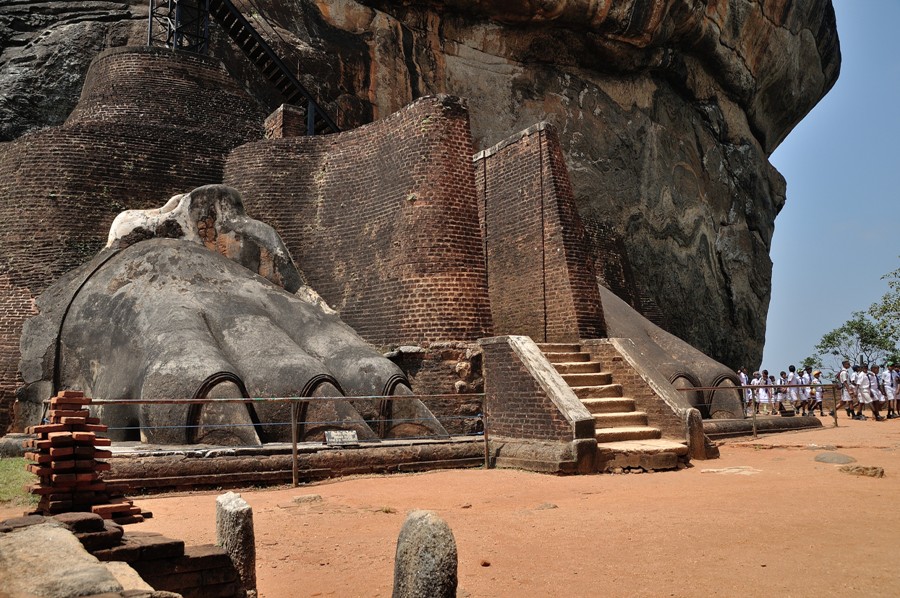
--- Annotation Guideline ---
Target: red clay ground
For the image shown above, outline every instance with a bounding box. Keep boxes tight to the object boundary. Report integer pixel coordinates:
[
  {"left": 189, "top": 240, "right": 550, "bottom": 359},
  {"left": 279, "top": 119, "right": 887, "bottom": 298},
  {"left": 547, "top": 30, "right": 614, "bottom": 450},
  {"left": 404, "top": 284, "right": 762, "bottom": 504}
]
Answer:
[{"left": 7, "top": 416, "right": 900, "bottom": 597}]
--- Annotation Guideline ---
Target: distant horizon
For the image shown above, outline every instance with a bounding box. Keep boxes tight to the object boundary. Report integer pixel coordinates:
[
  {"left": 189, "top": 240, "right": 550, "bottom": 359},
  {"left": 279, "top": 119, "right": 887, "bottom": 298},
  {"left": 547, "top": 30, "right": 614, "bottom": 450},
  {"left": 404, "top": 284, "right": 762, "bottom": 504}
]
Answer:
[{"left": 760, "top": 0, "right": 899, "bottom": 375}]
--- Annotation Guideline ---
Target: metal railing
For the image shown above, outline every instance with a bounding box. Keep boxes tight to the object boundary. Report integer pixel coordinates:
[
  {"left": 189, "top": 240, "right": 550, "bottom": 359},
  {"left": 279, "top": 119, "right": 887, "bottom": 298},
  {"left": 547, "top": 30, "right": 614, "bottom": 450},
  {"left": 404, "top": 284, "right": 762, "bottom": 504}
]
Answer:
[
  {"left": 45, "top": 393, "right": 487, "bottom": 486},
  {"left": 676, "top": 383, "right": 842, "bottom": 438}
]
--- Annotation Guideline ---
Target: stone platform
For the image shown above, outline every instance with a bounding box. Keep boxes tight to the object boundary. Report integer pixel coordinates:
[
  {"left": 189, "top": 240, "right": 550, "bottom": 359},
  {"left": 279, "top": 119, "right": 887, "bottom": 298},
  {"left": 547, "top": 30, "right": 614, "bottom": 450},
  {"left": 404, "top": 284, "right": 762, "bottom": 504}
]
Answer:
[
  {"left": 105, "top": 437, "right": 486, "bottom": 493},
  {"left": 703, "top": 415, "right": 823, "bottom": 440}
]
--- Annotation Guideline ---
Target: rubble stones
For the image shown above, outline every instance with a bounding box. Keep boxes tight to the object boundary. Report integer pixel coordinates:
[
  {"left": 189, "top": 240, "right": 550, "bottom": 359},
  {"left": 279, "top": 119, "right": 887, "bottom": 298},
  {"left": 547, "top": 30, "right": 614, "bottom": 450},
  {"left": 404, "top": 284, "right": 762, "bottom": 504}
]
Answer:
[{"left": 839, "top": 465, "right": 885, "bottom": 478}]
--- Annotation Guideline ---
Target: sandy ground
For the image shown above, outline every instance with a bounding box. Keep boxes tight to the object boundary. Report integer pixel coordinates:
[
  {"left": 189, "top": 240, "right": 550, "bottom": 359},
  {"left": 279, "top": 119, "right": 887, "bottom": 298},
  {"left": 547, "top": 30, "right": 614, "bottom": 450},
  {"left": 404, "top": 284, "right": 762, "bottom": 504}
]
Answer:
[{"left": 6, "top": 416, "right": 900, "bottom": 597}]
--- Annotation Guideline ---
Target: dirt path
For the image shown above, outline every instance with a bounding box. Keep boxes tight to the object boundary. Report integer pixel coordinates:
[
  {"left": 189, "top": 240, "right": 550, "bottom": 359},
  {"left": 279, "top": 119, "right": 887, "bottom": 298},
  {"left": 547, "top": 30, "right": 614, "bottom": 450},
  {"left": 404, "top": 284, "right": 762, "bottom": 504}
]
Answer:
[{"left": 6, "top": 417, "right": 900, "bottom": 597}]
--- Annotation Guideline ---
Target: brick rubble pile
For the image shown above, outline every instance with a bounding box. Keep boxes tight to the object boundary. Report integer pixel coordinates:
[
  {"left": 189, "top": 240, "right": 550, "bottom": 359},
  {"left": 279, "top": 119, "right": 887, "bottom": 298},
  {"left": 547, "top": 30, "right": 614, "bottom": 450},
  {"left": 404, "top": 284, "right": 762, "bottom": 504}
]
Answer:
[{"left": 23, "top": 390, "right": 148, "bottom": 524}]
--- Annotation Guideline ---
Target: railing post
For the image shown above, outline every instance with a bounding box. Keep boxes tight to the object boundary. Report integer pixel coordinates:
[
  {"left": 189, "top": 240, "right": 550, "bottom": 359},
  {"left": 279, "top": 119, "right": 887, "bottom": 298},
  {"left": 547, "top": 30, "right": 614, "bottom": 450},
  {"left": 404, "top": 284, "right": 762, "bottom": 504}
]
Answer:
[
  {"left": 291, "top": 399, "right": 299, "bottom": 487},
  {"left": 307, "top": 99, "right": 316, "bottom": 136},
  {"left": 751, "top": 387, "right": 757, "bottom": 438},
  {"left": 832, "top": 384, "right": 839, "bottom": 428},
  {"left": 481, "top": 412, "right": 490, "bottom": 469}
]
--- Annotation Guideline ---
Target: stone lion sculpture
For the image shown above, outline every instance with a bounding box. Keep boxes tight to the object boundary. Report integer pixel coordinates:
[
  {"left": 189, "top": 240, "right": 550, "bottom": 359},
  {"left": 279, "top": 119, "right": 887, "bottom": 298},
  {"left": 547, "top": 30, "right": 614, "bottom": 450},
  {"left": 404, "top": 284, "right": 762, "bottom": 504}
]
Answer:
[{"left": 18, "top": 185, "right": 446, "bottom": 445}]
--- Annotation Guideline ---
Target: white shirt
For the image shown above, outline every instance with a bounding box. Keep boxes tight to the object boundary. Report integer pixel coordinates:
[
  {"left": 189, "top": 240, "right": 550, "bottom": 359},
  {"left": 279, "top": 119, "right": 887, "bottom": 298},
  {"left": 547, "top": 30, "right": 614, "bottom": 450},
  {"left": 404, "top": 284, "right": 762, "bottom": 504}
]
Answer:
[{"left": 882, "top": 370, "right": 894, "bottom": 391}]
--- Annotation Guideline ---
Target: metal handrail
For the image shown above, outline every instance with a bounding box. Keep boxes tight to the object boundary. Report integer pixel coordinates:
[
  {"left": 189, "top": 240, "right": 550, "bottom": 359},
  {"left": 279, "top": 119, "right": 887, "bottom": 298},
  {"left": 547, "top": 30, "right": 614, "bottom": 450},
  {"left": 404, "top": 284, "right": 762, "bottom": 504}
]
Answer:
[{"left": 47, "top": 393, "right": 487, "bottom": 485}]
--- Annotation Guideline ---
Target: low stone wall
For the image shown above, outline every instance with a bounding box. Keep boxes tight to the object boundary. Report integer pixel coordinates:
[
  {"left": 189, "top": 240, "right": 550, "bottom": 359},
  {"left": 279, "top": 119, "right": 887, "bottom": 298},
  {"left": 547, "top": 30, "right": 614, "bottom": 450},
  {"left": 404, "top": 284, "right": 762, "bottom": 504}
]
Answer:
[{"left": 105, "top": 439, "right": 485, "bottom": 493}]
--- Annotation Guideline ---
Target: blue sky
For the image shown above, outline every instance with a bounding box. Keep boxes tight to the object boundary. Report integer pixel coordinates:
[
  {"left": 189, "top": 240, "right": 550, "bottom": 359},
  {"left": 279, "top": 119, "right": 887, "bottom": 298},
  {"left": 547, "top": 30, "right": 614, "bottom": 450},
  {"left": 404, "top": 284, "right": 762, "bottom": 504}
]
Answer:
[{"left": 761, "top": 0, "right": 900, "bottom": 373}]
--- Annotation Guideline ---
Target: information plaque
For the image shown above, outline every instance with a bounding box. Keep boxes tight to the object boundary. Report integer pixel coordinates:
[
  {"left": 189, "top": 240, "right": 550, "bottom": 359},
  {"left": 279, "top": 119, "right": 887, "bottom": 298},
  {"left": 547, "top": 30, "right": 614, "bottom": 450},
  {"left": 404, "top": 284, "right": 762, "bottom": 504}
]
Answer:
[{"left": 324, "top": 430, "right": 359, "bottom": 446}]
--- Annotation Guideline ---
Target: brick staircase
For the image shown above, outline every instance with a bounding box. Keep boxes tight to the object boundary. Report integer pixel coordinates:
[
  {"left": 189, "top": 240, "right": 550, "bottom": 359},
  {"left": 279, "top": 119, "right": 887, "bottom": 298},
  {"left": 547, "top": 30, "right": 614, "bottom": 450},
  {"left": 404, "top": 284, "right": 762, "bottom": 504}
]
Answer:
[{"left": 538, "top": 343, "right": 688, "bottom": 471}]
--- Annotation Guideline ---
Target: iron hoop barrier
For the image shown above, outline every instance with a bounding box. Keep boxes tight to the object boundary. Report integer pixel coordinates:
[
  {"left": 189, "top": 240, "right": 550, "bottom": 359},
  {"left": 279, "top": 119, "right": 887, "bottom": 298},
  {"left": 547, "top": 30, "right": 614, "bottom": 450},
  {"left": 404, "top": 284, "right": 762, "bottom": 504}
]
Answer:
[
  {"left": 44, "top": 393, "right": 487, "bottom": 487},
  {"left": 676, "top": 383, "right": 842, "bottom": 437}
]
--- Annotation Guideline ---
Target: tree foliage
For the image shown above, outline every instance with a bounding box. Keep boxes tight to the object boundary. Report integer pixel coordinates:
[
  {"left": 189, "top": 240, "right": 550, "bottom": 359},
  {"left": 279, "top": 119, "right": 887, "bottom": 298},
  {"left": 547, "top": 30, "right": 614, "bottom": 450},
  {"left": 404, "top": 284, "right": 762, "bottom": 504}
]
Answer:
[
  {"left": 869, "top": 262, "right": 900, "bottom": 345},
  {"left": 805, "top": 262, "right": 899, "bottom": 373},
  {"left": 801, "top": 355, "right": 823, "bottom": 370},
  {"left": 811, "top": 311, "right": 895, "bottom": 372}
]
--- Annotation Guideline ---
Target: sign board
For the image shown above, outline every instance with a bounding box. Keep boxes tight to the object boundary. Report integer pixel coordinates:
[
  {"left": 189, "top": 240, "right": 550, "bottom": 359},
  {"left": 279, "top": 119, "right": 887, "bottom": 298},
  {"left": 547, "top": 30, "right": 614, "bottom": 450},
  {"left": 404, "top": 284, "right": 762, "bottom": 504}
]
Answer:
[{"left": 325, "top": 430, "right": 359, "bottom": 446}]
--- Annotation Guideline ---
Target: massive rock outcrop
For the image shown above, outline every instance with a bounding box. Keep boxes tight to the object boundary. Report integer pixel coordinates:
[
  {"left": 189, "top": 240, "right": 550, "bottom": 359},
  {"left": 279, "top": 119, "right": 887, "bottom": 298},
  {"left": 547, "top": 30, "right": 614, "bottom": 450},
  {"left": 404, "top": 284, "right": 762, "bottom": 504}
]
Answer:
[{"left": 0, "top": 0, "right": 840, "bottom": 372}]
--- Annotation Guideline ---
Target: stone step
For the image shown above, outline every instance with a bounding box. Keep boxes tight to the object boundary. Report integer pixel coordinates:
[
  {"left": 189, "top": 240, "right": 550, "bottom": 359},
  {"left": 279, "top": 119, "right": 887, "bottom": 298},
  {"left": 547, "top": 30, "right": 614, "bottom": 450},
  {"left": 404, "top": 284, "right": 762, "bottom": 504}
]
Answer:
[
  {"left": 593, "top": 412, "right": 648, "bottom": 427},
  {"left": 572, "top": 385, "right": 624, "bottom": 400},
  {"left": 536, "top": 343, "right": 582, "bottom": 353},
  {"left": 543, "top": 351, "right": 590, "bottom": 363},
  {"left": 553, "top": 361, "right": 603, "bottom": 374},
  {"left": 581, "top": 397, "right": 635, "bottom": 413},
  {"left": 595, "top": 438, "right": 689, "bottom": 472},
  {"left": 562, "top": 372, "right": 612, "bottom": 387},
  {"left": 594, "top": 426, "right": 661, "bottom": 443}
]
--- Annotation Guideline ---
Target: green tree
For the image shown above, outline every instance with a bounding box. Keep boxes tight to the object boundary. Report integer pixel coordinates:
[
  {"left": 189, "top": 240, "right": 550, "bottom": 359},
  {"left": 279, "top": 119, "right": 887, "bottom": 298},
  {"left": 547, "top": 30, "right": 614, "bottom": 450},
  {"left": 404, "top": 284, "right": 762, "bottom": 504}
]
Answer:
[
  {"left": 869, "top": 262, "right": 900, "bottom": 346},
  {"left": 810, "top": 311, "right": 896, "bottom": 373},
  {"left": 801, "top": 355, "right": 823, "bottom": 370}
]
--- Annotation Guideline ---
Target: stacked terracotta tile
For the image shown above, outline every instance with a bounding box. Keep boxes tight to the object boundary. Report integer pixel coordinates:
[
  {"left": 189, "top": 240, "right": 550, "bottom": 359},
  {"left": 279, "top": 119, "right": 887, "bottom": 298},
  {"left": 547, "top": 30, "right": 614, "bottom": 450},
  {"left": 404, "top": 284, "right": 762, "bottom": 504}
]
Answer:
[{"left": 23, "top": 390, "right": 147, "bottom": 524}]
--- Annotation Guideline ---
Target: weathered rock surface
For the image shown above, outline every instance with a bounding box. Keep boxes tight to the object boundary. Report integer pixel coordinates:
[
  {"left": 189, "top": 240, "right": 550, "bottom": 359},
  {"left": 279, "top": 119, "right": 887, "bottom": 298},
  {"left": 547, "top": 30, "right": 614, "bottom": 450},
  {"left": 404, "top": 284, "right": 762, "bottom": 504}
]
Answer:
[
  {"left": 216, "top": 491, "right": 257, "bottom": 598},
  {"left": 0, "top": 1, "right": 147, "bottom": 141},
  {"left": 392, "top": 510, "right": 458, "bottom": 598},
  {"left": 0, "top": 0, "right": 840, "bottom": 370},
  {"left": 814, "top": 451, "right": 856, "bottom": 464},
  {"left": 0, "top": 521, "right": 124, "bottom": 597}
]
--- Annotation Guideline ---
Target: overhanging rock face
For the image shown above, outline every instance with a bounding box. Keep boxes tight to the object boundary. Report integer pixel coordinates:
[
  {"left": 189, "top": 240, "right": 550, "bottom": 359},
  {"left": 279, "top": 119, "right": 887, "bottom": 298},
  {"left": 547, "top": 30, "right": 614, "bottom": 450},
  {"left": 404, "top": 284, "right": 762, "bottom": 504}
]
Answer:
[{"left": 2, "top": 1, "right": 841, "bottom": 371}]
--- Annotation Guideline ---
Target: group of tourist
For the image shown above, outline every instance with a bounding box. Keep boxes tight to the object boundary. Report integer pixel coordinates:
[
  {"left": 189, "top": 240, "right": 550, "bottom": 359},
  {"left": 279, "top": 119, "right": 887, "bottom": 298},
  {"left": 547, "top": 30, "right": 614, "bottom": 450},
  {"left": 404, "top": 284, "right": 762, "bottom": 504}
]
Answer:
[{"left": 736, "top": 361, "right": 900, "bottom": 420}]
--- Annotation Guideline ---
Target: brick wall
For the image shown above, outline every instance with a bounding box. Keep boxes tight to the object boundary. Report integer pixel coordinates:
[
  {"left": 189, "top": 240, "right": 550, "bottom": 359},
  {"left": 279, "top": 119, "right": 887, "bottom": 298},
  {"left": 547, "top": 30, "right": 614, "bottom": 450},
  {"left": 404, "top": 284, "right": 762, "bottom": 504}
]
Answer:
[
  {"left": 480, "top": 336, "right": 593, "bottom": 441},
  {"left": 388, "top": 343, "right": 483, "bottom": 435},
  {"left": 580, "top": 215, "right": 667, "bottom": 327},
  {"left": 264, "top": 104, "right": 308, "bottom": 139},
  {"left": 224, "top": 95, "right": 493, "bottom": 347},
  {"left": 0, "top": 46, "right": 265, "bottom": 431},
  {"left": 0, "top": 277, "right": 36, "bottom": 431},
  {"left": 474, "top": 122, "right": 605, "bottom": 342},
  {"left": 583, "top": 340, "right": 685, "bottom": 439}
]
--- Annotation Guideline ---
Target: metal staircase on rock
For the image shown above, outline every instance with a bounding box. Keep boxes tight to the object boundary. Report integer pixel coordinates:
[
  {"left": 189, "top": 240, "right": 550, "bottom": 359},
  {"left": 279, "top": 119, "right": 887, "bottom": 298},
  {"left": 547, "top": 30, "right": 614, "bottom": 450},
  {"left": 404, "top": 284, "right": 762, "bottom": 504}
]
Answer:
[
  {"left": 537, "top": 343, "right": 688, "bottom": 472},
  {"left": 207, "top": 0, "right": 339, "bottom": 135},
  {"left": 149, "top": 0, "right": 339, "bottom": 135}
]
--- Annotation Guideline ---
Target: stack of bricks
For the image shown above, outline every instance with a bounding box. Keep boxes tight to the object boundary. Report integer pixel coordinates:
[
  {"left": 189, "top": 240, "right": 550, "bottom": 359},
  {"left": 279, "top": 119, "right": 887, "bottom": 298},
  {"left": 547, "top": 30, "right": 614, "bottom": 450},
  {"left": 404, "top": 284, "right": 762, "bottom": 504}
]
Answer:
[{"left": 23, "top": 390, "right": 148, "bottom": 524}]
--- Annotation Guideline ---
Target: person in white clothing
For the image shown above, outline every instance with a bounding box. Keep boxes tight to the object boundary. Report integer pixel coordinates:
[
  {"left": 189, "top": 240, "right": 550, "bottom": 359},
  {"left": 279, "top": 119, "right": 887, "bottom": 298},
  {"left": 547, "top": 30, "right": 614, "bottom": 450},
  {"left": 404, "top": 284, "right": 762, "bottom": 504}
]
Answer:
[
  {"left": 838, "top": 360, "right": 854, "bottom": 418},
  {"left": 738, "top": 367, "right": 750, "bottom": 414},
  {"left": 799, "top": 366, "right": 813, "bottom": 416},
  {"left": 854, "top": 364, "right": 884, "bottom": 421},
  {"left": 775, "top": 371, "right": 788, "bottom": 415},
  {"left": 890, "top": 363, "right": 900, "bottom": 418},
  {"left": 881, "top": 363, "right": 896, "bottom": 419},
  {"left": 811, "top": 370, "right": 825, "bottom": 416},
  {"left": 787, "top": 365, "right": 800, "bottom": 413},
  {"left": 749, "top": 371, "right": 761, "bottom": 416},
  {"left": 869, "top": 365, "right": 884, "bottom": 406},
  {"left": 757, "top": 369, "right": 771, "bottom": 414}
]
